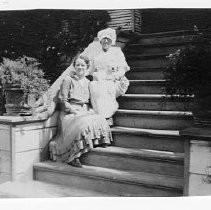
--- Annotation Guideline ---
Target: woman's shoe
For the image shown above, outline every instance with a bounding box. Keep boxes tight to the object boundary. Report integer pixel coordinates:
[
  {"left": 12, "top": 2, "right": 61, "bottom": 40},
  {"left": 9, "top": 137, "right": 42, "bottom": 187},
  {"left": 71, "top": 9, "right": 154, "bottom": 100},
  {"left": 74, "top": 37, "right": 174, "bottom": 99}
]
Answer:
[
  {"left": 101, "top": 143, "right": 108, "bottom": 148},
  {"left": 69, "top": 158, "right": 82, "bottom": 168}
]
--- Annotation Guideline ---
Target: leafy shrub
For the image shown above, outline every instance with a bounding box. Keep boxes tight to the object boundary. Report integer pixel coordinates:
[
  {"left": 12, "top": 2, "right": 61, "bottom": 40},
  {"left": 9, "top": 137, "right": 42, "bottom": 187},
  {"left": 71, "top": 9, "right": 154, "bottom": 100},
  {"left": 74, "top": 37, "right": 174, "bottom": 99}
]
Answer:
[
  {"left": 0, "top": 10, "right": 110, "bottom": 83},
  {"left": 164, "top": 33, "right": 211, "bottom": 97},
  {"left": 0, "top": 56, "right": 50, "bottom": 99}
]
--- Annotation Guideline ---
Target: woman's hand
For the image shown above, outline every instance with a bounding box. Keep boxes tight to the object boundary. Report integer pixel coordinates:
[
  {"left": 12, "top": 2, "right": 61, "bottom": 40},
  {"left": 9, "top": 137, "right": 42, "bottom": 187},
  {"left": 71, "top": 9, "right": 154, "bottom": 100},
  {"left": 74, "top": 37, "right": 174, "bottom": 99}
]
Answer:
[
  {"left": 66, "top": 107, "right": 82, "bottom": 115},
  {"left": 114, "top": 68, "right": 125, "bottom": 80},
  {"left": 71, "top": 109, "right": 81, "bottom": 115},
  {"left": 63, "top": 101, "right": 79, "bottom": 115}
]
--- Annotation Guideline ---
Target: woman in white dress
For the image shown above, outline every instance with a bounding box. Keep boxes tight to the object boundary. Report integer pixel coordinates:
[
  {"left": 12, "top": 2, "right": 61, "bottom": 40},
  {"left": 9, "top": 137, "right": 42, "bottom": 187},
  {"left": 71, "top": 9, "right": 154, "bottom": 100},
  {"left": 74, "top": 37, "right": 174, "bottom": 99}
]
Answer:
[{"left": 83, "top": 28, "right": 130, "bottom": 120}]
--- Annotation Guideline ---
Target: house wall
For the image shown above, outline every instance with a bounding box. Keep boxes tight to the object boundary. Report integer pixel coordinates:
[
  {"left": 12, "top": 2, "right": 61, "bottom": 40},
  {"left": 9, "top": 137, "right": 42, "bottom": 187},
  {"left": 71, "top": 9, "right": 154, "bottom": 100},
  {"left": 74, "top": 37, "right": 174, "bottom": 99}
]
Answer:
[{"left": 107, "top": 10, "right": 142, "bottom": 34}]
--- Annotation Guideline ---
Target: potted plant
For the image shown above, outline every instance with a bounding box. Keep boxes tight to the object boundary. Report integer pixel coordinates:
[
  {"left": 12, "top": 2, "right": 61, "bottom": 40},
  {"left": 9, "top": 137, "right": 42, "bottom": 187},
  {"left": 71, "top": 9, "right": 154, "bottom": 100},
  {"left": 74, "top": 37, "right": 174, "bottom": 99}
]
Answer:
[
  {"left": 0, "top": 56, "right": 50, "bottom": 116},
  {"left": 164, "top": 33, "right": 211, "bottom": 125}
]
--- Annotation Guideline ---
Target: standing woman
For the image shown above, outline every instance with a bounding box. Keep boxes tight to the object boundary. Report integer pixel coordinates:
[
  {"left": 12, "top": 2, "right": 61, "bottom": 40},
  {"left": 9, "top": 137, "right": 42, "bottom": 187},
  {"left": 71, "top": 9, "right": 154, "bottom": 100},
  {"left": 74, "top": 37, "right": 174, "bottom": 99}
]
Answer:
[
  {"left": 88, "top": 28, "right": 130, "bottom": 120},
  {"left": 49, "top": 55, "right": 112, "bottom": 167}
]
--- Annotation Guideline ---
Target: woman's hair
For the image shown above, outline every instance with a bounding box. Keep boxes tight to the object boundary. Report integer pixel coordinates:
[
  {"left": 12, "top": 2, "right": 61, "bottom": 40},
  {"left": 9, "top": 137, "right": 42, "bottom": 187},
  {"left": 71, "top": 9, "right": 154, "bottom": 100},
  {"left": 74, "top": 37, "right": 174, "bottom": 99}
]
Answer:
[
  {"left": 73, "top": 54, "right": 90, "bottom": 69},
  {"left": 97, "top": 28, "right": 116, "bottom": 45}
]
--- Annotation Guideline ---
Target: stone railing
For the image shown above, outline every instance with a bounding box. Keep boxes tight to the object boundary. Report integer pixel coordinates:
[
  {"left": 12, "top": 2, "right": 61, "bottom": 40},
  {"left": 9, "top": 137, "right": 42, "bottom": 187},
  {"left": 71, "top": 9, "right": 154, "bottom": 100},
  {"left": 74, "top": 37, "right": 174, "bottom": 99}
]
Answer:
[
  {"left": 181, "top": 125, "right": 211, "bottom": 196},
  {"left": 0, "top": 113, "right": 58, "bottom": 183}
]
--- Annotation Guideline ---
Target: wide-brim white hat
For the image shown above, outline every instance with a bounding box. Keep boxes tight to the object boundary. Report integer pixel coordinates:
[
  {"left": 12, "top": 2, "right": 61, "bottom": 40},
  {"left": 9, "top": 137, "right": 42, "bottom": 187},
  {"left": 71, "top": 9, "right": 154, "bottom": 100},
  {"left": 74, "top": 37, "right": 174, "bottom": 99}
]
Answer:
[{"left": 97, "top": 28, "right": 116, "bottom": 45}]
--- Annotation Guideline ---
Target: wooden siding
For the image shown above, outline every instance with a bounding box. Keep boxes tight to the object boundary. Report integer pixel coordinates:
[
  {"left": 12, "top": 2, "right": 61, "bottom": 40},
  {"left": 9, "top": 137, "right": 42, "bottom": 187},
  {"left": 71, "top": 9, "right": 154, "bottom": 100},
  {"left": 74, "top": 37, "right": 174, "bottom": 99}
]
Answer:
[{"left": 107, "top": 10, "right": 141, "bottom": 34}]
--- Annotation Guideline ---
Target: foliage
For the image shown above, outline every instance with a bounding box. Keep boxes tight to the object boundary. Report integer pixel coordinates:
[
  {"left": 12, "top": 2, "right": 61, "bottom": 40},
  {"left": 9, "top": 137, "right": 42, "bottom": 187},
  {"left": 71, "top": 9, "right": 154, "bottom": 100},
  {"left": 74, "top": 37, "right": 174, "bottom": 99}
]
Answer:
[
  {"left": 0, "top": 10, "right": 110, "bottom": 83},
  {"left": 164, "top": 33, "right": 211, "bottom": 97},
  {"left": 0, "top": 56, "right": 50, "bottom": 99}
]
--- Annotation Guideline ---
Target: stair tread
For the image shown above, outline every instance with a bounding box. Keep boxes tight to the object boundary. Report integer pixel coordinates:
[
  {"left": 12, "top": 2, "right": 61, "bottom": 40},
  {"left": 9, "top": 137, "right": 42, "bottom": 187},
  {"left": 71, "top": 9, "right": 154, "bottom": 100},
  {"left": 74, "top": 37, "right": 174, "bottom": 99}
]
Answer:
[
  {"left": 0, "top": 181, "right": 114, "bottom": 198},
  {"left": 122, "top": 94, "right": 191, "bottom": 98},
  {"left": 123, "top": 94, "right": 167, "bottom": 98},
  {"left": 116, "top": 109, "right": 193, "bottom": 117},
  {"left": 121, "top": 94, "right": 193, "bottom": 101},
  {"left": 111, "top": 126, "right": 180, "bottom": 137},
  {"left": 91, "top": 146, "right": 184, "bottom": 162},
  {"left": 129, "top": 67, "right": 165, "bottom": 72},
  {"left": 132, "top": 29, "right": 198, "bottom": 38},
  {"left": 128, "top": 42, "right": 191, "bottom": 47},
  {"left": 34, "top": 161, "right": 184, "bottom": 190},
  {"left": 129, "top": 80, "right": 165, "bottom": 83},
  {"left": 127, "top": 53, "right": 168, "bottom": 59}
]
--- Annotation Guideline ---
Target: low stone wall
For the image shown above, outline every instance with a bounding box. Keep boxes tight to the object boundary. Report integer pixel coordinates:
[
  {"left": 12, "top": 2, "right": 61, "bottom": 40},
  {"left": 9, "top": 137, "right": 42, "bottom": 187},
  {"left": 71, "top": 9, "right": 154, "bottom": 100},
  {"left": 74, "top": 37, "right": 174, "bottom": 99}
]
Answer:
[
  {"left": 181, "top": 126, "right": 211, "bottom": 196},
  {"left": 0, "top": 112, "right": 58, "bottom": 184},
  {"left": 188, "top": 140, "right": 211, "bottom": 195}
]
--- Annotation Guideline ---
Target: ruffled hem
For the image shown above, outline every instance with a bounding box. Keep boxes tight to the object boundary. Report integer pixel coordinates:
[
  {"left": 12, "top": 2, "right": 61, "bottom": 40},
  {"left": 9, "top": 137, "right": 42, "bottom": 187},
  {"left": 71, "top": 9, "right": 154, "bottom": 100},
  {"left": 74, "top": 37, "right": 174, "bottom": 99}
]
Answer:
[
  {"left": 49, "top": 113, "right": 112, "bottom": 163},
  {"left": 49, "top": 131, "right": 112, "bottom": 163}
]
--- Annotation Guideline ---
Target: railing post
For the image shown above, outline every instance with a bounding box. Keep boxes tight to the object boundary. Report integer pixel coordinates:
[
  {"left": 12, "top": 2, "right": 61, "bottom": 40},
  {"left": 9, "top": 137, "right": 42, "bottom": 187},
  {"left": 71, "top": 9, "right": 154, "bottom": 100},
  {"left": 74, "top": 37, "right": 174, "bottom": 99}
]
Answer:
[{"left": 180, "top": 125, "right": 211, "bottom": 196}]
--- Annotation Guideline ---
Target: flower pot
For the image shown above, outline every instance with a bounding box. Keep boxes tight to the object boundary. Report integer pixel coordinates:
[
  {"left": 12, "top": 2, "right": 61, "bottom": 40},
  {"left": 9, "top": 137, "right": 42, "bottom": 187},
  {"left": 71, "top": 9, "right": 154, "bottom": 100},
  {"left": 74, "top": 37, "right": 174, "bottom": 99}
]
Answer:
[{"left": 3, "top": 84, "right": 32, "bottom": 116}]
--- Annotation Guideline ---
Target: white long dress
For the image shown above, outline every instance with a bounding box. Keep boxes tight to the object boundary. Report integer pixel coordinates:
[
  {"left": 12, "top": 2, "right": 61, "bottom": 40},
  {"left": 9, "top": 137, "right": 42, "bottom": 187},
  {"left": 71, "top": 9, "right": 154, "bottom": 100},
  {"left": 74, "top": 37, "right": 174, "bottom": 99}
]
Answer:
[{"left": 86, "top": 46, "right": 130, "bottom": 118}]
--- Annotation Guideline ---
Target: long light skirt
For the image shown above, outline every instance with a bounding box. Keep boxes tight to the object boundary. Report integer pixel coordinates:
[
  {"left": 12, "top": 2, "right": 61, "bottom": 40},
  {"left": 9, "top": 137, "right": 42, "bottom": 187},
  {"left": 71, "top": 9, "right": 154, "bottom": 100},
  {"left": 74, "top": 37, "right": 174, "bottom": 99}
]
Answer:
[
  {"left": 89, "top": 78, "right": 129, "bottom": 118},
  {"left": 89, "top": 80, "right": 118, "bottom": 119},
  {"left": 49, "top": 111, "right": 112, "bottom": 163}
]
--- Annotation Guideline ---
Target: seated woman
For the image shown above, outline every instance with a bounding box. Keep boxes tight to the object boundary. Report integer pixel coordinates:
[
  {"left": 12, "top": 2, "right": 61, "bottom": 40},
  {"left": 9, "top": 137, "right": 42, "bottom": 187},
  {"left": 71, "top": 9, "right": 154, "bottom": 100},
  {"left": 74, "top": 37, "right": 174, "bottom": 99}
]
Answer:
[
  {"left": 49, "top": 55, "right": 112, "bottom": 167},
  {"left": 84, "top": 28, "right": 130, "bottom": 120},
  {"left": 35, "top": 28, "right": 129, "bottom": 121}
]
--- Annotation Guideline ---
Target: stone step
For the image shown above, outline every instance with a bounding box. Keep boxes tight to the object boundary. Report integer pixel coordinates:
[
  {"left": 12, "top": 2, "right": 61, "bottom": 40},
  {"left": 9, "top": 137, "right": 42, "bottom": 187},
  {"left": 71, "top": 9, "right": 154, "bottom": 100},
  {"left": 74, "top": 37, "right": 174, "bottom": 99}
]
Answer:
[
  {"left": 124, "top": 29, "right": 211, "bottom": 45},
  {"left": 126, "top": 67, "right": 165, "bottom": 80},
  {"left": 34, "top": 161, "right": 183, "bottom": 197},
  {"left": 136, "top": 34, "right": 205, "bottom": 46},
  {"left": 127, "top": 80, "right": 165, "bottom": 94},
  {"left": 127, "top": 54, "right": 168, "bottom": 68},
  {"left": 132, "top": 30, "right": 201, "bottom": 41},
  {"left": 130, "top": 33, "right": 198, "bottom": 45},
  {"left": 81, "top": 146, "right": 184, "bottom": 177},
  {"left": 127, "top": 53, "right": 168, "bottom": 60},
  {"left": 111, "top": 126, "right": 184, "bottom": 153},
  {"left": 114, "top": 109, "right": 193, "bottom": 130},
  {"left": 0, "top": 181, "right": 114, "bottom": 198},
  {"left": 126, "top": 45, "right": 184, "bottom": 56},
  {"left": 121, "top": 29, "right": 196, "bottom": 39},
  {"left": 118, "top": 94, "right": 193, "bottom": 111}
]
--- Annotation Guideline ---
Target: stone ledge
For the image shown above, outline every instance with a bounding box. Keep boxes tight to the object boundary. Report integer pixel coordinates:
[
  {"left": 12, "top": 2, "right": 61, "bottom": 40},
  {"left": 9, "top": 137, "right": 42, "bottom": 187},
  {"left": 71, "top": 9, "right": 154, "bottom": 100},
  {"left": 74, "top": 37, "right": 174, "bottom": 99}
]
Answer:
[
  {"left": 0, "top": 115, "right": 47, "bottom": 124},
  {"left": 180, "top": 125, "right": 211, "bottom": 140},
  {"left": 0, "top": 111, "right": 58, "bottom": 127}
]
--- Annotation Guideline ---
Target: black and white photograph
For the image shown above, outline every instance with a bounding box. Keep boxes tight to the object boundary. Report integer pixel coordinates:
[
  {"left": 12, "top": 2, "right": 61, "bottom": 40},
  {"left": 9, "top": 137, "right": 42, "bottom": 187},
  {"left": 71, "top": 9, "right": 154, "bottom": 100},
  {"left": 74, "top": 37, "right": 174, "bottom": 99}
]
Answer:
[{"left": 0, "top": 0, "right": 210, "bottom": 207}]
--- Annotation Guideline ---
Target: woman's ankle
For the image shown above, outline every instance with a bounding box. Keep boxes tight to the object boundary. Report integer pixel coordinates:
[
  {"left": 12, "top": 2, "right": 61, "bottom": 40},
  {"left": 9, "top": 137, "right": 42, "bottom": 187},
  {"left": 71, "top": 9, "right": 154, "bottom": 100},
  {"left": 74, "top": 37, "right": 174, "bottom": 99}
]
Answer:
[
  {"left": 101, "top": 143, "right": 108, "bottom": 148},
  {"left": 69, "top": 158, "right": 82, "bottom": 168}
]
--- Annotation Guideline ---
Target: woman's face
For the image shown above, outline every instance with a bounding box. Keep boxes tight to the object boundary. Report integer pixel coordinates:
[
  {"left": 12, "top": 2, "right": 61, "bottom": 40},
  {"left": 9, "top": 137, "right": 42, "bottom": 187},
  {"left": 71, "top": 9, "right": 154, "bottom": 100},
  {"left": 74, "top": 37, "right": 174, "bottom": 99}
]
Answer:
[
  {"left": 100, "top": 37, "right": 112, "bottom": 52},
  {"left": 74, "top": 58, "right": 87, "bottom": 79}
]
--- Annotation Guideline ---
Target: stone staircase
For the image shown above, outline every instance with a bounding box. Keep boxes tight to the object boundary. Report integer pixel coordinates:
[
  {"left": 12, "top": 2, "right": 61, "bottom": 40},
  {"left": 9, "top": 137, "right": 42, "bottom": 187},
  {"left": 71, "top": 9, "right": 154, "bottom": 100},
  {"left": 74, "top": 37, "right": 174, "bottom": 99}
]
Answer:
[{"left": 32, "top": 31, "right": 197, "bottom": 197}]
